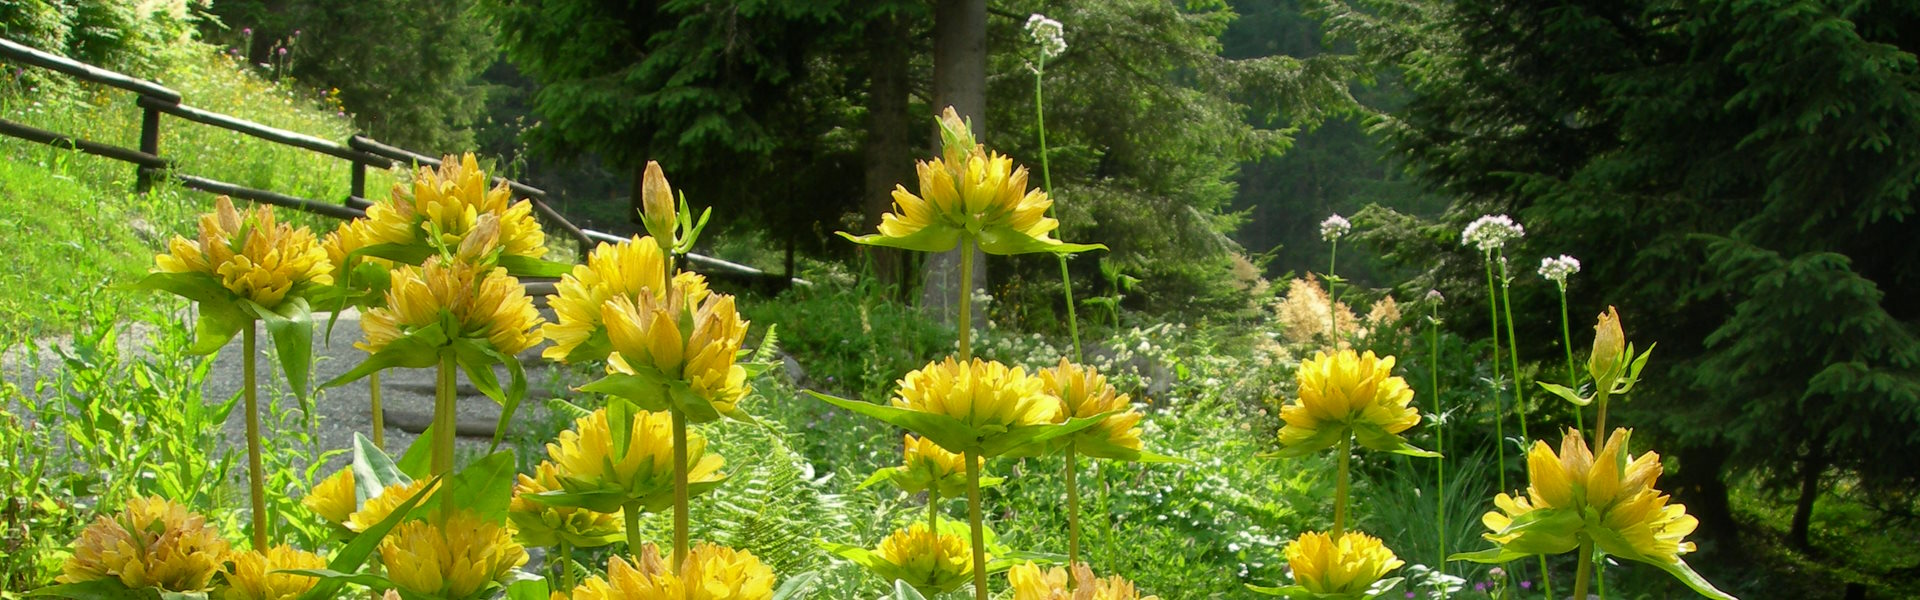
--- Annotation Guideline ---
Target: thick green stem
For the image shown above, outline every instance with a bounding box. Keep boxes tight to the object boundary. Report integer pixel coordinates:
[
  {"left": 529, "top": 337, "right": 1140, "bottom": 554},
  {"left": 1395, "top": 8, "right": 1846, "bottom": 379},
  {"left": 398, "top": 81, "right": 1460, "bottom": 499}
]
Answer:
[
  {"left": 1573, "top": 537, "right": 1594, "bottom": 600},
  {"left": 370, "top": 371, "right": 385, "bottom": 449},
  {"left": 958, "top": 240, "right": 975, "bottom": 361},
  {"left": 1066, "top": 444, "right": 1082, "bottom": 567},
  {"left": 965, "top": 451, "right": 988, "bottom": 600},
  {"left": 624, "top": 501, "right": 643, "bottom": 558},
  {"left": 672, "top": 409, "right": 689, "bottom": 573},
  {"left": 1483, "top": 257, "right": 1506, "bottom": 493},
  {"left": 1334, "top": 433, "right": 1351, "bottom": 537},
  {"left": 243, "top": 326, "right": 268, "bottom": 550},
  {"left": 1596, "top": 390, "right": 1611, "bottom": 444},
  {"left": 1597, "top": 556, "right": 1608, "bottom": 599},
  {"left": 1429, "top": 308, "right": 1448, "bottom": 599},
  {"left": 928, "top": 488, "right": 940, "bottom": 537},
  {"left": 432, "top": 352, "right": 457, "bottom": 476},
  {"left": 1034, "top": 60, "right": 1082, "bottom": 361},
  {"left": 1557, "top": 288, "right": 1583, "bottom": 432},
  {"left": 558, "top": 540, "right": 574, "bottom": 590}
]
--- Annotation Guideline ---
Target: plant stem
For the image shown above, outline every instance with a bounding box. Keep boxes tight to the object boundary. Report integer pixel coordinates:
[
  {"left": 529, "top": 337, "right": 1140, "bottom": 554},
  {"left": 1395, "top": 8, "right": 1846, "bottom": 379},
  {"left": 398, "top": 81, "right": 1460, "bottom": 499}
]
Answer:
[
  {"left": 1497, "top": 253, "right": 1530, "bottom": 445},
  {"left": 624, "top": 500, "right": 642, "bottom": 559},
  {"left": 243, "top": 325, "right": 268, "bottom": 550},
  {"left": 1573, "top": 537, "right": 1594, "bottom": 600},
  {"left": 1483, "top": 256, "right": 1506, "bottom": 493},
  {"left": 958, "top": 239, "right": 975, "bottom": 361},
  {"left": 1034, "top": 56, "right": 1083, "bottom": 362},
  {"left": 672, "top": 409, "right": 689, "bottom": 573},
  {"left": 965, "top": 451, "right": 988, "bottom": 600},
  {"left": 432, "top": 352, "right": 457, "bottom": 476},
  {"left": 558, "top": 540, "right": 574, "bottom": 590},
  {"left": 1557, "top": 287, "right": 1582, "bottom": 432},
  {"left": 370, "top": 371, "right": 385, "bottom": 449},
  {"left": 1597, "top": 555, "right": 1607, "bottom": 600},
  {"left": 1334, "top": 433, "right": 1351, "bottom": 537},
  {"left": 1429, "top": 307, "right": 1447, "bottom": 599},
  {"left": 1328, "top": 241, "right": 1340, "bottom": 344},
  {"left": 1595, "top": 388, "right": 1611, "bottom": 443},
  {"left": 929, "top": 488, "right": 940, "bottom": 538},
  {"left": 1066, "top": 443, "right": 1082, "bottom": 567}
]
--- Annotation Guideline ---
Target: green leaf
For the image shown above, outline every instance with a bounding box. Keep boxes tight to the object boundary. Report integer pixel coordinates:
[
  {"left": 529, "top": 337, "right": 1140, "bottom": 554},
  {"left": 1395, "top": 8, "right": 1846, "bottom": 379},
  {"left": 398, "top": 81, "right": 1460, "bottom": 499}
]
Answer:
[
  {"left": 297, "top": 476, "right": 438, "bottom": 600},
  {"left": 1647, "top": 557, "right": 1741, "bottom": 600},
  {"left": 838, "top": 228, "right": 961, "bottom": 254},
  {"left": 1353, "top": 422, "right": 1440, "bottom": 458},
  {"left": 190, "top": 302, "right": 251, "bottom": 356},
  {"left": 1245, "top": 583, "right": 1306, "bottom": 597},
  {"left": 438, "top": 450, "right": 517, "bottom": 524},
  {"left": 249, "top": 297, "right": 314, "bottom": 405},
  {"left": 278, "top": 568, "right": 393, "bottom": 591},
  {"left": 581, "top": 371, "right": 674, "bottom": 413},
  {"left": 667, "top": 383, "right": 723, "bottom": 424},
  {"left": 320, "top": 323, "right": 449, "bottom": 389},
  {"left": 129, "top": 271, "right": 229, "bottom": 306},
  {"left": 1536, "top": 381, "right": 1592, "bottom": 406},
  {"left": 395, "top": 425, "right": 434, "bottom": 480},
  {"left": 504, "top": 576, "right": 551, "bottom": 600},
  {"left": 770, "top": 572, "right": 819, "bottom": 600},
  {"left": 891, "top": 581, "right": 928, "bottom": 600},
  {"left": 26, "top": 579, "right": 160, "bottom": 600},
  {"left": 975, "top": 225, "right": 1107, "bottom": 256},
  {"left": 524, "top": 489, "right": 630, "bottom": 514},
  {"left": 352, "top": 242, "right": 436, "bottom": 266},
  {"left": 1446, "top": 546, "right": 1533, "bottom": 564},
  {"left": 560, "top": 329, "right": 613, "bottom": 364},
  {"left": 1265, "top": 426, "right": 1345, "bottom": 459},
  {"left": 352, "top": 432, "right": 412, "bottom": 502}
]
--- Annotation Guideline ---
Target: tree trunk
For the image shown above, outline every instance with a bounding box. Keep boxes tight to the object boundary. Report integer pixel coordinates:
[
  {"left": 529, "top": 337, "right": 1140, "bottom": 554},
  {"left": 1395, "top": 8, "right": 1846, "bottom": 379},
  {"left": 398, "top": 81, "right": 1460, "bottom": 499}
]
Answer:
[
  {"left": 1790, "top": 444, "right": 1827, "bottom": 550},
  {"left": 923, "top": 0, "right": 988, "bottom": 325},
  {"left": 862, "top": 11, "right": 913, "bottom": 290},
  {"left": 1670, "top": 442, "right": 1739, "bottom": 553}
]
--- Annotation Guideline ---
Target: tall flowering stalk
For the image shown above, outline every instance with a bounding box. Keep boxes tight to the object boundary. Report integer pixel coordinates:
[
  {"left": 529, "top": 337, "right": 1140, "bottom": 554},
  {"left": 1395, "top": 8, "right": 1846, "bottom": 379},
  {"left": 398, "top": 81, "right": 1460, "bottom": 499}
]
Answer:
[
  {"left": 1425, "top": 289, "right": 1449, "bottom": 598},
  {"left": 1460, "top": 214, "right": 1523, "bottom": 492},
  {"left": 1538, "top": 255, "right": 1582, "bottom": 431},
  {"left": 837, "top": 105, "right": 1104, "bottom": 599},
  {"left": 1321, "top": 214, "right": 1352, "bottom": 344},
  {"left": 1025, "top": 13, "right": 1082, "bottom": 363},
  {"left": 323, "top": 217, "right": 394, "bottom": 449},
  {"left": 142, "top": 196, "right": 330, "bottom": 549}
]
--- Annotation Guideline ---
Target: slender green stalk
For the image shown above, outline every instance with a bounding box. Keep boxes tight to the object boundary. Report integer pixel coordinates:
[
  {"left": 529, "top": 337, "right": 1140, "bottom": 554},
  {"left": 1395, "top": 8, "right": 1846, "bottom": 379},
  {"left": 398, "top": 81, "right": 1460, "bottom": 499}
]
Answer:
[
  {"left": 1033, "top": 54, "right": 1083, "bottom": 362},
  {"left": 624, "top": 500, "right": 643, "bottom": 558},
  {"left": 1557, "top": 287, "right": 1583, "bottom": 432},
  {"left": 1333, "top": 434, "right": 1352, "bottom": 537},
  {"left": 1597, "top": 556, "right": 1608, "bottom": 600},
  {"left": 1483, "top": 256, "right": 1506, "bottom": 493},
  {"left": 929, "top": 488, "right": 940, "bottom": 540},
  {"left": 1328, "top": 241, "right": 1340, "bottom": 343},
  {"left": 1595, "top": 388, "right": 1612, "bottom": 442},
  {"left": 1066, "top": 444, "right": 1082, "bottom": 567},
  {"left": 370, "top": 371, "right": 385, "bottom": 449},
  {"left": 1100, "top": 462, "right": 1115, "bottom": 573},
  {"left": 958, "top": 240, "right": 975, "bottom": 361},
  {"left": 1429, "top": 306, "right": 1448, "bottom": 599},
  {"left": 432, "top": 352, "right": 457, "bottom": 476},
  {"left": 558, "top": 540, "right": 574, "bottom": 590},
  {"left": 243, "top": 325, "right": 268, "bottom": 550},
  {"left": 1573, "top": 537, "right": 1594, "bottom": 600},
  {"left": 671, "top": 410, "right": 689, "bottom": 572},
  {"left": 965, "top": 451, "right": 988, "bottom": 600},
  {"left": 1497, "top": 256, "right": 1551, "bottom": 600}
]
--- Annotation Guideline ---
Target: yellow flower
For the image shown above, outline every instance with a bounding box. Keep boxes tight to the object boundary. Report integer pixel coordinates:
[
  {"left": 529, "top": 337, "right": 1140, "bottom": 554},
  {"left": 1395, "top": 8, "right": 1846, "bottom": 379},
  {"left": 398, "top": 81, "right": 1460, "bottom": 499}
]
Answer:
[
  {"left": 1283, "top": 531, "right": 1404, "bottom": 596},
  {"left": 304, "top": 468, "right": 357, "bottom": 526},
  {"left": 1276, "top": 350, "right": 1429, "bottom": 457},
  {"left": 842, "top": 107, "right": 1100, "bottom": 256},
  {"left": 357, "top": 257, "right": 543, "bottom": 355},
  {"left": 640, "top": 161, "right": 678, "bottom": 249},
  {"left": 219, "top": 545, "right": 326, "bottom": 600},
  {"left": 155, "top": 195, "right": 332, "bottom": 308},
  {"left": 362, "top": 153, "right": 547, "bottom": 259},
  {"left": 1041, "top": 359, "right": 1145, "bottom": 457},
  {"left": 59, "top": 496, "right": 229, "bottom": 592},
  {"left": 545, "top": 408, "right": 725, "bottom": 513},
  {"left": 1480, "top": 428, "right": 1700, "bottom": 565},
  {"left": 509, "top": 461, "right": 624, "bottom": 548},
  {"left": 894, "top": 357, "right": 1059, "bottom": 436},
  {"left": 562, "top": 544, "right": 775, "bottom": 600},
  {"left": 345, "top": 479, "right": 439, "bottom": 533},
  {"left": 379, "top": 509, "right": 527, "bottom": 600},
  {"left": 542, "top": 235, "right": 711, "bottom": 363},
  {"left": 1590, "top": 306, "right": 1626, "bottom": 390},
  {"left": 872, "top": 523, "right": 975, "bottom": 596},
  {"left": 1008, "top": 562, "right": 1158, "bottom": 600},
  {"left": 899, "top": 434, "right": 980, "bottom": 497},
  {"left": 602, "top": 283, "right": 749, "bottom": 417}
]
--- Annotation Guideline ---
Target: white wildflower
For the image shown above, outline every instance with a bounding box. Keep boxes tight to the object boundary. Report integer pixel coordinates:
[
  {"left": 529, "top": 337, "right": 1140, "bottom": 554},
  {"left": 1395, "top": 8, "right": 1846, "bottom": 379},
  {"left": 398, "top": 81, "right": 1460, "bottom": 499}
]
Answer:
[
  {"left": 1538, "top": 254, "right": 1581, "bottom": 288},
  {"left": 1320, "top": 214, "right": 1351, "bottom": 242},
  {"left": 1462, "top": 214, "right": 1525, "bottom": 252},
  {"left": 1026, "top": 14, "right": 1066, "bottom": 60}
]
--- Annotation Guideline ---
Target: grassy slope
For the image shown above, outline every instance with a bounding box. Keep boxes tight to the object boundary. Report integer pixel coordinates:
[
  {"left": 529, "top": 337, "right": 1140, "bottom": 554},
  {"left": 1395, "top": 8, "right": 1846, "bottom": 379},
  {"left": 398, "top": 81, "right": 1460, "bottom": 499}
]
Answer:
[{"left": 0, "top": 45, "right": 394, "bottom": 338}]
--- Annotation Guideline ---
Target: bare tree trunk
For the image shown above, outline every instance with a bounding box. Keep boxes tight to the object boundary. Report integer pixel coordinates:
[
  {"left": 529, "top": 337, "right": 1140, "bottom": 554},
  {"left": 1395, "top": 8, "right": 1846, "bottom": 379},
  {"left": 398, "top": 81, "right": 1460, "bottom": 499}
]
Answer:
[
  {"left": 1790, "top": 443, "right": 1827, "bottom": 550},
  {"left": 863, "top": 11, "right": 912, "bottom": 291},
  {"left": 1670, "top": 443, "right": 1739, "bottom": 553},
  {"left": 924, "top": 0, "right": 988, "bottom": 325}
]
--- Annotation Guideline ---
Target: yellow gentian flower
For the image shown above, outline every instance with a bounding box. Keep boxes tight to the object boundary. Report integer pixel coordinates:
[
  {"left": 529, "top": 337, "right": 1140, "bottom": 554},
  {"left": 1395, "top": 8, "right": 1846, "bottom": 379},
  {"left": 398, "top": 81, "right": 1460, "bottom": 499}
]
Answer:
[
  {"left": 1009, "top": 561, "right": 1159, "bottom": 600},
  {"left": 1477, "top": 428, "right": 1700, "bottom": 564},
  {"left": 640, "top": 161, "right": 678, "bottom": 250},
  {"left": 362, "top": 153, "right": 547, "bottom": 259},
  {"left": 884, "top": 357, "right": 1066, "bottom": 457},
  {"left": 380, "top": 509, "right": 527, "bottom": 600},
  {"left": 155, "top": 196, "right": 332, "bottom": 309},
  {"left": 1283, "top": 531, "right": 1404, "bottom": 596},
  {"left": 864, "top": 434, "right": 983, "bottom": 498},
  {"left": 509, "top": 461, "right": 624, "bottom": 548},
  {"left": 219, "top": 545, "right": 326, "bottom": 600},
  {"left": 561, "top": 544, "right": 775, "bottom": 600},
  {"left": 357, "top": 257, "right": 543, "bottom": 356},
  {"left": 1041, "top": 359, "right": 1146, "bottom": 459},
  {"left": 599, "top": 283, "right": 749, "bottom": 420},
  {"left": 345, "top": 478, "right": 439, "bottom": 533},
  {"left": 304, "top": 468, "right": 357, "bottom": 526},
  {"left": 59, "top": 496, "right": 229, "bottom": 592},
  {"left": 841, "top": 107, "right": 1101, "bottom": 256},
  {"left": 1275, "top": 350, "right": 1433, "bottom": 458},
  {"left": 872, "top": 523, "right": 975, "bottom": 596},
  {"left": 544, "top": 408, "right": 725, "bottom": 513},
  {"left": 541, "top": 235, "right": 709, "bottom": 363}
]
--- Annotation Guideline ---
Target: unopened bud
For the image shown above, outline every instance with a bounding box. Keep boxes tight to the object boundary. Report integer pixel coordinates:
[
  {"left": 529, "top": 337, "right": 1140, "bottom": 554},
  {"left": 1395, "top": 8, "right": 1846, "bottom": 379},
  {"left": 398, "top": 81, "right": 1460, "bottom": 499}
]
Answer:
[
  {"left": 640, "top": 161, "right": 676, "bottom": 250},
  {"left": 936, "top": 106, "right": 978, "bottom": 166},
  {"left": 457, "top": 214, "right": 502, "bottom": 262},
  {"left": 1589, "top": 306, "right": 1626, "bottom": 387}
]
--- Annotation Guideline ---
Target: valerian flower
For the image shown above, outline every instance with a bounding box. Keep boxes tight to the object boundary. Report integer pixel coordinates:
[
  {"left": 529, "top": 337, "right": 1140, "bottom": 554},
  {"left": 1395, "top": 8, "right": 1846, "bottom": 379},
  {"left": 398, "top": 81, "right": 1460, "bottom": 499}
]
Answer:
[
  {"left": 1320, "top": 214, "right": 1352, "bottom": 242},
  {"left": 1025, "top": 14, "right": 1066, "bottom": 60},
  {"left": 59, "top": 496, "right": 229, "bottom": 593},
  {"left": 1275, "top": 350, "right": 1435, "bottom": 458},
  {"left": 1461, "top": 214, "right": 1524, "bottom": 253},
  {"left": 840, "top": 107, "right": 1102, "bottom": 256},
  {"left": 1537, "top": 255, "right": 1580, "bottom": 288}
]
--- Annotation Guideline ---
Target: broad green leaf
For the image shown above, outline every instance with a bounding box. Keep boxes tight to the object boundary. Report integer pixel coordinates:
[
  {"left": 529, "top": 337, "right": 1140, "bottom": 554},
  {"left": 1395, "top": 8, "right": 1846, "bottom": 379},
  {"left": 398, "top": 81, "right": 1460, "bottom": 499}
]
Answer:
[
  {"left": 320, "top": 323, "right": 449, "bottom": 389},
  {"left": 1353, "top": 422, "right": 1440, "bottom": 458},
  {"left": 667, "top": 384, "right": 723, "bottom": 425},
  {"left": 297, "top": 476, "right": 438, "bottom": 600},
  {"left": 352, "top": 432, "right": 412, "bottom": 502},
  {"left": 1536, "top": 381, "right": 1592, "bottom": 406},
  {"left": 437, "top": 450, "right": 517, "bottom": 524},
  {"left": 129, "top": 271, "right": 229, "bottom": 306},
  {"left": 838, "top": 228, "right": 962, "bottom": 254},
  {"left": 352, "top": 242, "right": 437, "bottom": 266},
  {"left": 190, "top": 302, "right": 251, "bottom": 356},
  {"left": 581, "top": 371, "right": 674, "bottom": 413},
  {"left": 277, "top": 569, "right": 392, "bottom": 591},
  {"left": 1483, "top": 506, "right": 1582, "bottom": 556},
  {"left": 1647, "top": 558, "right": 1741, "bottom": 600},
  {"left": 395, "top": 425, "right": 434, "bottom": 480},
  {"left": 504, "top": 576, "right": 551, "bottom": 600},
  {"left": 524, "top": 488, "right": 631, "bottom": 514},
  {"left": 1446, "top": 546, "right": 1533, "bottom": 564},
  {"left": 891, "top": 581, "right": 929, "bottom": 600},
  {"left": 25, "top": 579, "right": 162, "bottom": 600},
  {"left": 560, "top": 329, "right": 613, "bottom": 364},
  {"left": 249, "top": 297, "right": 314, "bottom": 404},
  {"left": 770, "top": 572, "right": 819, "bottom": 600},
  {"left": 498, "top": 254, "right": 575, "bottom": 278},
  {"left": 1264, "top": 426, "right": 1345, "bottom": 459},
  {"left": 975, "top": 225, "right": 1106, "bottom": 256}
]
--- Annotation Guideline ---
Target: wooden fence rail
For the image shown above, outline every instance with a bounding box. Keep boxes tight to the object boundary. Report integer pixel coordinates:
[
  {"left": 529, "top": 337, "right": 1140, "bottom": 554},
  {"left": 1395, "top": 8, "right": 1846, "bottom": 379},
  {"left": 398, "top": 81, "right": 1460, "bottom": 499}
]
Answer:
[{"left": 0, "top": 37, "right": 801, "bottom": 288}]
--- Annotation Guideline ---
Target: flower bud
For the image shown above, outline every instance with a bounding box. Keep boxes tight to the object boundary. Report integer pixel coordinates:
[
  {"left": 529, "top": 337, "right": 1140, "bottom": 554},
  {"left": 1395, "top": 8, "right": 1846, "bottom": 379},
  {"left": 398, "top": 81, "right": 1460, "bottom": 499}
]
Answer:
[
  {"left": 640, "top": 161, "right": 676, "bottom": 250},
  {"left": 456, "top": 214, "right": 502, "bottom": 263},
  {"left": 1589, "top": 306, "right": 1625, "bottom": 387}
]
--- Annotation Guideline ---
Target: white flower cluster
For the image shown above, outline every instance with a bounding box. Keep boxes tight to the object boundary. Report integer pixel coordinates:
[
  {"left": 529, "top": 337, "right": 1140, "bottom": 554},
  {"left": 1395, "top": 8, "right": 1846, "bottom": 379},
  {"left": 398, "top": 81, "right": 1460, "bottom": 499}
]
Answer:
[
  {"left": 1026, "top": 14, "right": 1066, "bottom": 60},
  {"left": 1462, "top": 214, "right": 1524, "bottom": 253},
  {"left": 1319, "top": 214, "right": 1351, "bottom": 242},
  {"left": 1537, "top": 254, "right": 1581, "bottom": 287}
]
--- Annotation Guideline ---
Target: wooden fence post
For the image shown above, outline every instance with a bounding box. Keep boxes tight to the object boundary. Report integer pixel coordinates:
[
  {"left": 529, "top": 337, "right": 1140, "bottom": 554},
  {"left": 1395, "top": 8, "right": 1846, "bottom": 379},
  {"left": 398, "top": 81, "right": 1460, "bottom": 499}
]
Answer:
[
  {"left": 349, "top": 160, "right": 366, "bottom": 204},
  {"left": 136, "top": 105, "right": 160, "bottom": 193}
]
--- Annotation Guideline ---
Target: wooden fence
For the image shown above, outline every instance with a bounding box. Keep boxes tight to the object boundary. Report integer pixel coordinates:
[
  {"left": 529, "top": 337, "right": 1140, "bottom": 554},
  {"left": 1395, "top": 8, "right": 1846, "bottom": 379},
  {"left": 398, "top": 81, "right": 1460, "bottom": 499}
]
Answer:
[{"left": 0, "top": 37, "right": 801, "bottom": 289}]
